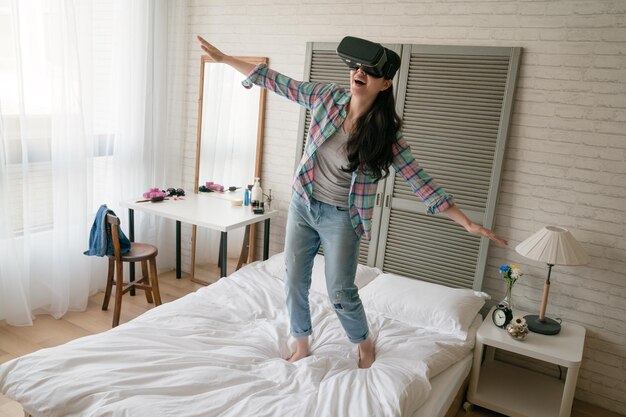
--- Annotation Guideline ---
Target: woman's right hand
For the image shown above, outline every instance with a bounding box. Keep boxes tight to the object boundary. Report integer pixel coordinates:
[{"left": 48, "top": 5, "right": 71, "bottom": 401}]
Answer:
[
  {"left": 196, "top": 36, "right": 256, "bottom": 77},
  {"left": 197, "top": 36, "right": 227, "bottom": 62}
]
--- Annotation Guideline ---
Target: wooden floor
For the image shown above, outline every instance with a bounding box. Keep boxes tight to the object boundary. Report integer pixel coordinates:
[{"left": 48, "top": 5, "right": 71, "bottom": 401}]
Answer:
[
  {"left": 0, "top": 265, "right": 622, "bottom": 417},
  {"left": 455, "top": 402, "right": 625, "bottom": 417}
]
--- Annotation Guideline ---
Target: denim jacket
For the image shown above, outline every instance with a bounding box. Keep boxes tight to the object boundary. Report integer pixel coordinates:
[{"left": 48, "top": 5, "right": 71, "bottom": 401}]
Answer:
[{"left": 84, "top": 204, "right": 131, "bottom": 257}]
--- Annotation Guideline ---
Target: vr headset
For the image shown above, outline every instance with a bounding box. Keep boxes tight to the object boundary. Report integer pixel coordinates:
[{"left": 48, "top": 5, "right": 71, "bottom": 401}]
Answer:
[{"left": 336, "top": 36, "right": 401, "bottom": 79}]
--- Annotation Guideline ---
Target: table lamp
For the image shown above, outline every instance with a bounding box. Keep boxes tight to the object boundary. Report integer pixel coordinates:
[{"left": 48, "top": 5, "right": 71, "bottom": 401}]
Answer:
[{"left": 515, "top": 226, "right": 590, "bottom": 335}]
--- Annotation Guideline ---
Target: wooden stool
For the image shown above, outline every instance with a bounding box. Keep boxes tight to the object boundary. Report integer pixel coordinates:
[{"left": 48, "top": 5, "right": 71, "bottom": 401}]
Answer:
[{"left": 102, "top": 213, "right": 162, "bottom": 327}]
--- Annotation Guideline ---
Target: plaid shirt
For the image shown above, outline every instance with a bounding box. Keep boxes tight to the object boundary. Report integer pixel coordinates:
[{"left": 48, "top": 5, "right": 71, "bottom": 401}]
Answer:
[{"left": 243, "top": 64, "right": 454, "bottom": 239}]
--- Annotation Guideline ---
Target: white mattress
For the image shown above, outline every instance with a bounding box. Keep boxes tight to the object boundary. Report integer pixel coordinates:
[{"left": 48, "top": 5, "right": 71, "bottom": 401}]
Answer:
[
  {"left": 413, "top": 344, "right": 473, "bottom": 417},
  {"left": 0, "top": 262, "right": 479, "bottom": 417}
]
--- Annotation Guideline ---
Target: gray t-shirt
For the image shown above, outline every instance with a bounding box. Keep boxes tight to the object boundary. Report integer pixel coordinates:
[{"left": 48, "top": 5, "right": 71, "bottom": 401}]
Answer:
[{"left": 312, "top": 126, "right": 352, "bottom": 208}]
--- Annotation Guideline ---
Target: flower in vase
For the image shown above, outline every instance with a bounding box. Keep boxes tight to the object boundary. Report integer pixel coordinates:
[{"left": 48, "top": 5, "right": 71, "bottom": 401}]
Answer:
[
  {"left": 510, "top": 264, "right": 522, "bottom": 279},
  {"left": 499, "top": 264, "right": 523, "bottom": 287},
  {"left": 498, "top": 264, "right": 523, "bottom": 310}
]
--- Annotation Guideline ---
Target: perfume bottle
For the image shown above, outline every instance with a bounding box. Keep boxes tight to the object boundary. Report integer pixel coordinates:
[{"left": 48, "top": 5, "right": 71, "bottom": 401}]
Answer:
[{"left": 251, "top": 177, "right": 262, "bottom": 209}]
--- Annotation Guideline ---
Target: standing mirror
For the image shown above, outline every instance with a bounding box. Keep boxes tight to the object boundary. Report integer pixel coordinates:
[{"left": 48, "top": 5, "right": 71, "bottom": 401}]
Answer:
[{"left": 191, "top": 55, "right": 268, "bottom": 284}]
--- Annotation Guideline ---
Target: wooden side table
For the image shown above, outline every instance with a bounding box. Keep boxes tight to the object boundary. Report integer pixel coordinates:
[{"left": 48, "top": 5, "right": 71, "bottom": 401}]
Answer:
[{"left": 467, "top": 307, "right": 585, "bottom": 417}]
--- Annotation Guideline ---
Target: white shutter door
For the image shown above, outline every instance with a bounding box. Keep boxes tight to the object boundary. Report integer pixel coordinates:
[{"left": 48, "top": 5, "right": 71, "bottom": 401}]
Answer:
[{"left": 376, "top": 45, "right": 521, "bottom": 289}]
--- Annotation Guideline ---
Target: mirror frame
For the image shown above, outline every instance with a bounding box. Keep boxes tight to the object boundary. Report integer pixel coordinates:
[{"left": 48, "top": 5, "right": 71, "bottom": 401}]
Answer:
[{"left": 191, "top": 55, "right": 268, "bottom": 284}]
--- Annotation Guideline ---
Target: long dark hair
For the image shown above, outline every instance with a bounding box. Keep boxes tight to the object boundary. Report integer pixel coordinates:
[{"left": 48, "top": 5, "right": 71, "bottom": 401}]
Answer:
[{"left": 342, "top": 86, "right": 402, "bottom": 181}]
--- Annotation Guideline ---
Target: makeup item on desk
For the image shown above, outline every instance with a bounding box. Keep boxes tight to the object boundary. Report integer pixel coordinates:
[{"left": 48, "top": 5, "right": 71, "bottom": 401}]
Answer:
[
  {"left": 136, "top": 197, "right": 169, "bottom": 203},
  {"left": 143, "top": 187, "right": 166, "bottom": 200},
  {"left": 253, "top": 202, "right": 264, "bottom": 214},
  {"left": 199, "top": 183, "right": 238, "bottom": 193},
  {"left": 243, "top": 188, "right": 250, "bottom": 206},
  {"left": 165, "top": 187, "right": 185, "bottom": 197},
  {"left": 251, "top": 177, "right": 262, "bottom": 209},
  {"left": 206, "top": 182, "right": 224, "bottom": 192}
]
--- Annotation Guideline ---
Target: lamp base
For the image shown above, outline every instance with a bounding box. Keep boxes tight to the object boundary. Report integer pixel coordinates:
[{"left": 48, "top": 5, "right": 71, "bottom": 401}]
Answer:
[{"left": 524, "top": 314, "right": 561, "bottom": 335}]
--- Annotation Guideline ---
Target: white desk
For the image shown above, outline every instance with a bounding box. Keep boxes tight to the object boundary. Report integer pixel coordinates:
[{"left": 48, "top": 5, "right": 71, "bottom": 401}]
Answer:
[
  {"left": 120, "top": 192, "right": 277, "bottom": 279},
  {"left": 467, "top": 307, "right": 585, "bottom": 417}
]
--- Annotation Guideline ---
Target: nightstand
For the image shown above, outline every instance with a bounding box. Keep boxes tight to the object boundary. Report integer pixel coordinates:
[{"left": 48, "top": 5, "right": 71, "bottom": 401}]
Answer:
[{"left": 467, "top": 307, "right": 586, "bottom": 417}]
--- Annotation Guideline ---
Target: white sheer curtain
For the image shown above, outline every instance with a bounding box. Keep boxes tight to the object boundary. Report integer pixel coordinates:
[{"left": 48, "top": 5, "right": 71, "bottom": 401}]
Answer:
[
  {"left": 0, "top": 0, "right": 187, "bottom": 326},
  {"left": 195, "top": 64, "right": 260, "bottom": 264}
]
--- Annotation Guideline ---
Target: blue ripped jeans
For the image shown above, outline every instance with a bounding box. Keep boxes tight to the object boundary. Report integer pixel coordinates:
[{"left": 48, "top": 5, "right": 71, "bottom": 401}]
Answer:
[{"left": 284, "top": 196, "right": 368, "bottom": 344}]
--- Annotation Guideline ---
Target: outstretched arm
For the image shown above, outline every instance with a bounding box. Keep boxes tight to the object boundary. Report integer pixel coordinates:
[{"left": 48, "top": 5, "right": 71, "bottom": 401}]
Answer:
[
  {"left": 442, "top": 204, "right": 508, "bottom": 245},
  {"left": 391, "top": 135, "right": 507, "bottom": 246},
  {"left": 197, "top": 36, "right": 255, "bottom": 76},
  {"left": 197, "top": 35, "right": 335, "bottom": 110}
]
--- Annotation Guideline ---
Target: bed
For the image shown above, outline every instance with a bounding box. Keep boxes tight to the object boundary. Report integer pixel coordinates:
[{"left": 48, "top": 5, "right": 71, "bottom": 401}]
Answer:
[{"left": 0, "top": 253, "right": 488, "bottom": 417}]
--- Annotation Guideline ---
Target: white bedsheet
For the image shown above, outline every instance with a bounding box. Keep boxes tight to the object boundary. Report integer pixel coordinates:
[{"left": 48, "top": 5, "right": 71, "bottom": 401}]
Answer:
[{"left": 0, "top": 262, "right": 477, "bottom": 417}]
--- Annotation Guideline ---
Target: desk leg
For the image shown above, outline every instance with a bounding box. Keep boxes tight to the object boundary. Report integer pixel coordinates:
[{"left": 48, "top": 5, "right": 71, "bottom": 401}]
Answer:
[
  {"left": 263, "top": 219, "right": 270, "bottom": 261},
  {"left": 236, "top": 225, "right": 251, "bottom": 270},
  {"left": 176, "top": 221, "right": 181, "bottom": 279},
  {"left": 128, "top": 208, "right": 135, "bottom": 296},
  {"left": 560, "top": 365, "right": 579, "bottom": 417},
  {"left": 220, "top": 232, "right": 227, "bottom": 278}
]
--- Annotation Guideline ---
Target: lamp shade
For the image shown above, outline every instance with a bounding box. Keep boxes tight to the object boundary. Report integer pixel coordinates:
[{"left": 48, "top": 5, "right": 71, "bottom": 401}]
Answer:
[{"left": 515, "top": 226, "right": 590, "bottom": 266}]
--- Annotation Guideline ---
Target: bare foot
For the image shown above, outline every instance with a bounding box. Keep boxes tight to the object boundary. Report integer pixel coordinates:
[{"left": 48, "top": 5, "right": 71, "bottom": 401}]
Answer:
[
  {"left": 287, "top": 336, "right": 310, "bottom": 363},
  {"left": 287, "top": 350, "right": 310, "bottom": 363},
  {"left": 358, "top": 337, "right": 375, "bottom": 369}
]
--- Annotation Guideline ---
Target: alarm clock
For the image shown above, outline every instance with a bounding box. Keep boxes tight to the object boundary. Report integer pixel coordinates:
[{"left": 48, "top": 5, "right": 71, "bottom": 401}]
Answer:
[{"left": 492, "top": 304, "right": 513, "bottom": 328}]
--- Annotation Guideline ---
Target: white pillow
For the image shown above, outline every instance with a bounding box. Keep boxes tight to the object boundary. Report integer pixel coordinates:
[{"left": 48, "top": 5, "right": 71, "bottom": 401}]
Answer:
[
  {"left": 257, "top": 252, "right": 381, "bottom": 295},
  {"left": 359, "top": 273, "right": 489, "bottom": 338}
]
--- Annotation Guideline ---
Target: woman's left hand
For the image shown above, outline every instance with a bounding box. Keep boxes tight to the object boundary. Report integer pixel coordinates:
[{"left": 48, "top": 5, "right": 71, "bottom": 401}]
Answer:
[
  {"left": 465, "top": 221, "right": 508, "bottom": 245},
  {"left": 442, "top": 204, "right": 508, "bottom": 245}
]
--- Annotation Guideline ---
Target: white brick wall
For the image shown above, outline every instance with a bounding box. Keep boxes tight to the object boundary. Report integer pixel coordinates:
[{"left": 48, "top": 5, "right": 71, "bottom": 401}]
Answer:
[{"left": 183, "top": 1, "right": 626, "bottom": 413}]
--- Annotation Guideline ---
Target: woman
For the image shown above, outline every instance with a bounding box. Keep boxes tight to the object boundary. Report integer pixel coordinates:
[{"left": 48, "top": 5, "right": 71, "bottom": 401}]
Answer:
[{"left": 197, "top": 36, "right": 507, "bottom": 369}]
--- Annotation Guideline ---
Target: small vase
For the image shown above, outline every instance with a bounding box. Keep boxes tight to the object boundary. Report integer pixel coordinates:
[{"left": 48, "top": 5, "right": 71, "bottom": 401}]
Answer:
[
  {"left": 499, "top": 282, "right": 514, "bottom": 310},
  {"left": 506, "top": 316, "right": 529, "bottom": 340}
]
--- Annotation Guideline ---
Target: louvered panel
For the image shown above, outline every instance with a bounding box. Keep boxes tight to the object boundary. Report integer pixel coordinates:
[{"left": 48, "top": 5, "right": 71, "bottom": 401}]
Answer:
[
  {"left": 308, "top": 51, "right": 351, "bottom": 87},
  {"left": 414, "top": 137, "right": 496, "bottom": 153},
  {"left": 415, "top": 155, "right": 494, "bottom": 170},
  {"left": 358, "top": 238, "right": 369, "bottom": 265},
  {"left": 412, "top": 75, "right": 506, "bottom": 86},
  {"left": 403, "top": 114, "right": 501, "bottom": 134},
  {"left": 408, "top": 82, "right": 505, "bottom": 93},
  {"left": 411, "top": 88, "right": 501, "bottom": 102},
  {"left": 395, "top": 52, "right": 509, "bottom": 211},
  {"left": 404, "top": 120, "right": 500, "bottom": 136},
  {"left": 407, "top": 106, "right": 502, "bottom": 123},
  {"left": 302, "top": 112, "right": 311, "bottom": 155},
  {"left": 411, "top": 131, "right": 498, "bottom": 147},
  {"left": 376, "top": 45, "right": 520, "bottom": 291},
  {"left": 382, "top": 209, "right": 481, "bottom": 288}
]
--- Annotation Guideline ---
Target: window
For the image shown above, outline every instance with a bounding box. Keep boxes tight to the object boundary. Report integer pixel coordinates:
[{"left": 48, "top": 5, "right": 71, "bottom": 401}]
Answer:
[{"left": 0, "top": 0, "right": 116, "bottom": 234}]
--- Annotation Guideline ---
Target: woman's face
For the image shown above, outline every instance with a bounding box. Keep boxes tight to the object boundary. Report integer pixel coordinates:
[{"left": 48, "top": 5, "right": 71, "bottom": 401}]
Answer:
[{"left": 350, "top": 67, "right": 392, "bottom": 98}]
